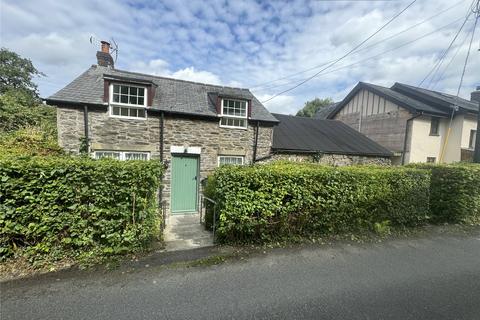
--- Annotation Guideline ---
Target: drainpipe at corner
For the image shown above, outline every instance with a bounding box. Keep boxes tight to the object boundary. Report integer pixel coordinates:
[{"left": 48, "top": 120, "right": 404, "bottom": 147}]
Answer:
[
  {"left": 474, "top": 99, "right": 480, "bottom": 163},
  {"left": 401, "top": 112, "right": 423, "bottom": 165}
]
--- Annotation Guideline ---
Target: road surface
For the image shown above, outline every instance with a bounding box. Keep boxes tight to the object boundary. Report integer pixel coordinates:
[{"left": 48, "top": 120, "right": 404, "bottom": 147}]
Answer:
[{"left": 2, "top": 231, "right": 480, "bottom": 319}]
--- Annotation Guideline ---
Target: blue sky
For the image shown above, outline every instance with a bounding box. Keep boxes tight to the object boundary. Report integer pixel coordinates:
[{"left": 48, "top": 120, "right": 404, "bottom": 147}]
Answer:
[{"left": 1, "top": 0, "right": 479, "bottom": 114}]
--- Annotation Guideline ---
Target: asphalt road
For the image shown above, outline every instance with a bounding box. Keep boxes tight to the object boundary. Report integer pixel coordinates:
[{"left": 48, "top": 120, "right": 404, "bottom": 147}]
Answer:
[{"left": 2, "top": 231, "right": 480, "bottom": 320}]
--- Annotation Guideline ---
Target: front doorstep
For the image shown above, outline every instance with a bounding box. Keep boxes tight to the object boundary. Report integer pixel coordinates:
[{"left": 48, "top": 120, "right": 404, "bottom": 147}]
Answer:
[{"left": 163, "top": 213, "right": 214, "bottom": 251}]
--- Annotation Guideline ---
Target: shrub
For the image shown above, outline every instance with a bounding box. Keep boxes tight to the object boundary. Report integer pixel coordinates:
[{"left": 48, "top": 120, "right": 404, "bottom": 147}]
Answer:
[
  {"left": 0, "top": 155, "right": 163, "bottom": 262},
  {"left": 418, "top": 164, "right": 480, "bottom": 223},
  {"left": 205, "top": 163, "right": 430, "bottom": 243}
]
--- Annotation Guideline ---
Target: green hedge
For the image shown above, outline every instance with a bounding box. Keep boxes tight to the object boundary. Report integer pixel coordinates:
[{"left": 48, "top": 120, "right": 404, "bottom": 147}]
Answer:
[
  {"left": 0, "top": 155, "right": 163, "bottom": 262},
  {"left": 205, "top": 163, "right": 431, "bottom": 243},
  {"left": 409, "top": 163, "right": 480, "bottom": 223}
]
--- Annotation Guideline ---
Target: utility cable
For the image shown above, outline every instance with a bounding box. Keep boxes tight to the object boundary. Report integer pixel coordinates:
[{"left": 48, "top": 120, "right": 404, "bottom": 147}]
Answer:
[
  {"left": 253, "top": 17, "right": 465, "bottom": 93},
  {"left": 419, "top": 0, "right": 476, "bottom": 87},
  {"left": 250, "top": 0, "right": 464, "bottom": 90},
  {"left": 261, "top": 0, "right": 418, "bottom": 104},
  {"left": 439, "top": 4, "right": 478, "bottom": 163}
]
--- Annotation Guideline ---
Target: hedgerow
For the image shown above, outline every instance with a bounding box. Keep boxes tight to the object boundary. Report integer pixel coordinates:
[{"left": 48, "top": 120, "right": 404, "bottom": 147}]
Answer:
[
  {"left": 205, "top": 163, "right": 431, "bottom": 243},
  {"left": 0, "top": 155, "right": 163, "bottom": 263},
  {"left": 409, "top": 163, "right": 480, "bottom": 223}
]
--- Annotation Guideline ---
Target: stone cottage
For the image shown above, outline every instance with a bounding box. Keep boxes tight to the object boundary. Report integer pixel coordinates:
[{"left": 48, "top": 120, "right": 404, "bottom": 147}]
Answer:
[{"left": 47, "top": 42, "right": 392, "bottom": 216}]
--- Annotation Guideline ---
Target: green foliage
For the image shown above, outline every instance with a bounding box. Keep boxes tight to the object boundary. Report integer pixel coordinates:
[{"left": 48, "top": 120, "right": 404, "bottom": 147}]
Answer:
[
  {"left": 296, "top": 97, "right": 334, "bottom": 117},
  {"left": 205, "top": 163, "right": 431, "bottom": 243},
  {"left": 409, "top": 163, "right": 480, "bottom": 223},
  {"left": 0, "top": 89, "right": 60, "bottom": 156},
  {"left": 0, "top": 155, "right": 163, "bottom": 263},
  {"left": 0, "top": 90, "right": 56, "bottom": 133},
  {"left": 0, "top": 48, "right": 44, "bottom": 98}
]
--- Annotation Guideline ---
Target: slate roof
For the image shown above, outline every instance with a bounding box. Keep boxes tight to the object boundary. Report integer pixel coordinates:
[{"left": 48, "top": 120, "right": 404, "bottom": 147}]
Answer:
[
  {"left": 391, "top": 83, "right": 479, "bottom": 114},
  {"left": 314, "top": 102, "right": 339, "bottom": 119},
  {"left": 328, "top": 82, "right": 478, "bottom": 119},
  {"left": 47, "top": 65, "right": 278, "bottom": 123},
  {"left": 272, "top": 113, "right": 393, "bottom": 157}
]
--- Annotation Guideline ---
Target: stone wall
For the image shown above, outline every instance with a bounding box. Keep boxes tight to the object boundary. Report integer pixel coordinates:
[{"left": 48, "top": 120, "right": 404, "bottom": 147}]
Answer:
[
  {"left": 259, "top": 152, "right": 391, "bottom": 166},
  {"left": 56, "top": 105, "right": 274, "bottom": 214}
]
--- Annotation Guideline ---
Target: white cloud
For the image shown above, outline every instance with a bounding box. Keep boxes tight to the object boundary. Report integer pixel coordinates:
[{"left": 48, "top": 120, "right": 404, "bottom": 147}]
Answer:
[{"left": 1, "top": 0, "right": 478, "bottom": 110}]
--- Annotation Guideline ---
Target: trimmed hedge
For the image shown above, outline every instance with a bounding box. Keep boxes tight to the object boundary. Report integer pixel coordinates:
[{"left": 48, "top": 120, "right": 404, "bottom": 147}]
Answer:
[
  {"left": 0, "top": 155, "right": 163, "bottom": 262},
  {"left": 205, "top": 163, "right": 431, "bottom": 243},
  {"left": 409, "top": 163, "right": 480, "bottom": 223}
]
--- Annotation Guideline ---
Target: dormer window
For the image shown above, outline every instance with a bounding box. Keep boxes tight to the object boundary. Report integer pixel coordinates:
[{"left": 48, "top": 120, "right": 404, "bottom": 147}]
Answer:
[
  {"left": 219, "top": 98, "right": 248, "bottom": 129},
  {"left": 109, "top": 83, "right": 147, "bottom": 119}
]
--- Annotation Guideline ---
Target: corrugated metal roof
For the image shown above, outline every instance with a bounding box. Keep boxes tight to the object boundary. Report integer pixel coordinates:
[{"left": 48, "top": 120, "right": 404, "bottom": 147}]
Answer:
[{"left": 272, "top": 113, "right": 393, "bottom": 157}]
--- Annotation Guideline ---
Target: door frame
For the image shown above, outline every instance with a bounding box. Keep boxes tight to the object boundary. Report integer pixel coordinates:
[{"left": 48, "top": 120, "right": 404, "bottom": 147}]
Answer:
[{"left": 170, "top": 153, "right": 200, "bottom": 215}]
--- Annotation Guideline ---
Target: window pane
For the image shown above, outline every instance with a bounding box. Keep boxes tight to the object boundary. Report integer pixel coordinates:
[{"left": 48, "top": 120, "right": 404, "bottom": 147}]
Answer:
[
  {"left": 113, "top": 85, "right": 120, "bottom": 94},
  {"left": 129, "top": 108, "right": 138, "bottom": 117},
  {"left": 112, "top": 106, "right": 120, "bottom": 115},
  {"left": 113, "top": 94, "right": 120, "bottom": 103},
  {"left": 137, "top": 109, "right": 146, "bottom": 118},
  {"left": 138, "top": 97, "right": 144, "bottom": 105},
  {"left": 130, "top": 87, "right": 137, "bottom": 96},
  {"left": 125, "top": 152, "right": 148, "bottom": 161},
  {"left": 121, "top": 86, "right": 128, "bottom": 94},
  {"left": 121, "top": 107, "right": 128, "bottom": 116},
  {"left": 138, "top": 88, "right": 145, "bottom": 97},
  {"left": 129, "top": 96, "right": 138, "bottom": 105},
  {"left": 120, "top": 95, "right": 128, "bottom": 104},
  {"left": 219, "top": 156, "right": 244, "bottom": 166}
]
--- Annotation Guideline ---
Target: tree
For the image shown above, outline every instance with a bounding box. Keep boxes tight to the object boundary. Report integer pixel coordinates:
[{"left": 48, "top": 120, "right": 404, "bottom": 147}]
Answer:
[
  {"left": 0, "top": 48, "right": 44, "bottom": 98},
  {"left": 296, "top": 97, "right": 334, "bottom": 118}
]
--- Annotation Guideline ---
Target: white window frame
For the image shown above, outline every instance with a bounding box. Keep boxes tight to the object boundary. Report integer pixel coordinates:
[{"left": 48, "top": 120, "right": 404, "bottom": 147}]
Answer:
[
  {"left": 94, "top": 150, "right": 150, "bottom": 161},
  {"left": 219, "top": 98, "right": 248, "bottom": 129},
  {"left": 469, "top": 130, "right": 477, "bottom": 149},
  {"left": 109, "top": 105, "right": 147, "bottom": 120},
  {"left": 110, "top": 83, "right": 147, "bottom": 107},
  {"left": 109, "top": 83, "right": 148, "bottom": 120},
  {"left": 218, "top": 155, "right": 244, "bottom": 166}
]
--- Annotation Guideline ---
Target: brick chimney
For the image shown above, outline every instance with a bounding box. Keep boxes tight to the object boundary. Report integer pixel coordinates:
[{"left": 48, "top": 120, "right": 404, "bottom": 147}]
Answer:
[
  {"left": 96, "top": 41, "right": 114, "bottom": 68},
  {"left": 471, "top": 86, "right": 480, "bottom": 103}
]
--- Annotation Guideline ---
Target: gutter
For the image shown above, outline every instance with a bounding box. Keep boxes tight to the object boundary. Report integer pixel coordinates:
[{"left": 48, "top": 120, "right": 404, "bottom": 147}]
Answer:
[{"left": 401, "top": 112, "right": 423, "bottom": 165}]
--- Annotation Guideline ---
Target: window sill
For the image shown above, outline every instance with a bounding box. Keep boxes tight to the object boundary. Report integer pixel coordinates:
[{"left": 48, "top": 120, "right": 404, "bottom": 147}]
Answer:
[
  {"left": 219, "top": 125, "right": 248, "bottom": 130},
  {"left": 429, "top": 133, "right": 440, "bottom": 136},
  {"left": 109, "top": 115, "right": 147, "bottom": 121}
]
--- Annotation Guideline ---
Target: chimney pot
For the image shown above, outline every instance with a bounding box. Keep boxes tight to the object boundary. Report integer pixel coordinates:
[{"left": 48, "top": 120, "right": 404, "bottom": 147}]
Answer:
[
  {"left": 471, "top": 86, "right": 480, "bottom": 104},
  {"left": 96, "top": 40, "right": 114, "bottom": 68},
  {"left": 101, "top": 41, "right": 110, "bottom": 53}
]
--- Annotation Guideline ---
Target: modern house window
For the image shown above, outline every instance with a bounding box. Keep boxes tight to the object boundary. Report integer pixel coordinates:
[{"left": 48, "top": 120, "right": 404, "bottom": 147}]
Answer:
[
  {"left": 109, "top": 84, "right": 147, "bottom": 119},
  {"left": 470, "top": 130, "right": 477, "bottom": 149},
  {"left": 94, "top": 151, "right": 150, "bottom": 161},
  {"left": 430, "top": 117, "right": 440, "bottom": 136},
  {"left": 218, "top": 156, "right": 244, "bottom": 166},
  {"left": 220, "top": 99, "right": 247, "bottom": 129},
  {"left": 426, "top": 157, "right": 436, "bottom": 163}
]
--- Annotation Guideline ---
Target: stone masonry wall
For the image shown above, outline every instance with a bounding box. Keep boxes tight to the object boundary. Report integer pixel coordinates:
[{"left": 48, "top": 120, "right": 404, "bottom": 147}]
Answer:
[
  {"left": 259, "top": 152, "right": 391, "bottom": 166},
  {"left": 56, "top": 105, "right": 274, "bottom": 214}
]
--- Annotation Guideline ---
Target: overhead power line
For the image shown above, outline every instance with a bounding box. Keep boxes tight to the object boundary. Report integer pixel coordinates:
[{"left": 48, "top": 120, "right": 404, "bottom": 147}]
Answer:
[
  {"left": 253, "top": 16, "right": 466, "bottom": 93},
  {"left": 251, "top": 0, "right": 465, "bottom": 90},
  {"left": 261, "top": 0, "right": 418, "bottom": 104},
  {"left": 419, "top": 0, "right": 477, "bottom": 87}
]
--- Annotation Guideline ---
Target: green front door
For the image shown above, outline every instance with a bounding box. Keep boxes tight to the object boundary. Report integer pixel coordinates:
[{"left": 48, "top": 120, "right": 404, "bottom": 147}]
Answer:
[{"left": 171, "top": 155, "right": 199, "bottom": 213}]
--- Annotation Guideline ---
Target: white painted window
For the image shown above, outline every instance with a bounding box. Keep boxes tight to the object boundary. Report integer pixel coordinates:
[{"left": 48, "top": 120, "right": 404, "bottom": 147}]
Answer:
[
  {"left": 470, "top": 130, "right": 477, "bottom": 149},
  {"left": 94, "top": 151, "right": 150, "bottom": 161},
  {"left": 426, "top": 157, "right": 436, "bottom": 163},
  {"left": 220, "top": 99, "right": 247, "bottom": 129},
  {"left": 430, "top": 117, "right": 440, "bottom": 136},
  {"left": 218, "top": 156, "right": 244, "bottom": 166},
  {"left": 109, "top": 84, "right": 147, "bottom": 119}
]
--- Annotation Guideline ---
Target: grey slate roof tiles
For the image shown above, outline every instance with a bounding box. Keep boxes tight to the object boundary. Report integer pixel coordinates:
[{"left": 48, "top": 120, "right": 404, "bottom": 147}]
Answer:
[{"left": 48, "top": 65, "right": 278, "bottom": 123}]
